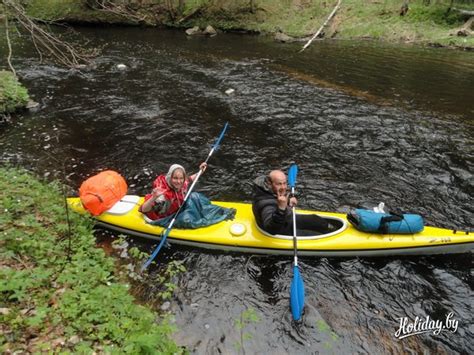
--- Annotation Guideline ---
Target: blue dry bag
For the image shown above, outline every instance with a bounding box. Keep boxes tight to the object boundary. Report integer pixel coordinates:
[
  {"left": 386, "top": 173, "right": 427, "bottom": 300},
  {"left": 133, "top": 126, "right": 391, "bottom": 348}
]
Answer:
[{"left": 347, "top": 209, "right": 424, "bottom": 234}]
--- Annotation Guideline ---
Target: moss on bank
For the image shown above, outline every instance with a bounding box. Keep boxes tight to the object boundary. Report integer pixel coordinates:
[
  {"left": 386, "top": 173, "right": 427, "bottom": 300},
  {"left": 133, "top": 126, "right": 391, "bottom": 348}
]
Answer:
[
  {"left": 0, "top": 71, "right": 29, "bottom": 114},
  {"left": 25, "top": 0, "right": 474, "bottom": 48},
  {"left": 0, "top": 167, "right": 182, "bottom": 353}
]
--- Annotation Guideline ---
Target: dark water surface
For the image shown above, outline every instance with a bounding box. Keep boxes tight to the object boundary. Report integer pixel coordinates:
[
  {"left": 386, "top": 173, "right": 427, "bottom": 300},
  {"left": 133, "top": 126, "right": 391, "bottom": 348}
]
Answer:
[{"left": 1, "top": 27, "right": 473, "bottom": 353}]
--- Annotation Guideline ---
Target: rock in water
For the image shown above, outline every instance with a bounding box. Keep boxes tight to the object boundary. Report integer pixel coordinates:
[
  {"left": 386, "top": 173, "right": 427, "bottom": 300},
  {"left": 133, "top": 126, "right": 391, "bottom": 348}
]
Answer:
[
  {"left": 185, "top": 26, "right": 201, "bottom": 36},
  {"left": 203, "top": 25, "right": 217, "bottom": 36},
  {"left": 274, "top": 32, "right": 296, "bottom": 43}
]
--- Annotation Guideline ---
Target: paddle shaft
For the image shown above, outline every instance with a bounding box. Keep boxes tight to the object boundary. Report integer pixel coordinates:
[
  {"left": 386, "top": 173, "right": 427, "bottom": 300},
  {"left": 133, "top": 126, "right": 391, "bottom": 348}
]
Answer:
[
  {"left": 288, "top": 163, "right": 304, "bottom": 321},
  {"left": 182, "top": 147, "right": 213, "bottom": 201},
  {"left": 291, "top": 186, "right": 298, "bottom": 267}
]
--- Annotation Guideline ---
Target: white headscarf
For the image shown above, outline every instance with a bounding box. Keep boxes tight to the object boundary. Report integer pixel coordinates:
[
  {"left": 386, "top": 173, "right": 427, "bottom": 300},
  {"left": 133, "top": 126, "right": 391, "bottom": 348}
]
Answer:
[{"left": 165, "top": 164, "right": 186, "bottom": 189}]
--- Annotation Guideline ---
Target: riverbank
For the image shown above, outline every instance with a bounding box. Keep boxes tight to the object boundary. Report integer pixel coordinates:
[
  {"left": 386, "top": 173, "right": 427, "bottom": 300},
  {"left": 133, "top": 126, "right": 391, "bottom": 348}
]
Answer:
[
  {"left": 0, "top": 167, "right": 182, "bottom": 353},
  {"left": 24, "top": 0, "right": 474, "bottom": 49},
  {"left": 0, "top": 71, "right": 29, "bottom": 118}
]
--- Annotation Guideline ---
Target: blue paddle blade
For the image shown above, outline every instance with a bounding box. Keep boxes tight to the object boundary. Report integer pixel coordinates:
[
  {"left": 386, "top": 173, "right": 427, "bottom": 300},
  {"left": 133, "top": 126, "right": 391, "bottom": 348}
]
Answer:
[
  {"left": 212, "top": 122, "right": 229, "bottom": 151},
  {"left": 288, "top": 164, "right": 298, "bottom": 189},
  {"left": 290, "top": 264, "right": 305, "bottom": 321}
]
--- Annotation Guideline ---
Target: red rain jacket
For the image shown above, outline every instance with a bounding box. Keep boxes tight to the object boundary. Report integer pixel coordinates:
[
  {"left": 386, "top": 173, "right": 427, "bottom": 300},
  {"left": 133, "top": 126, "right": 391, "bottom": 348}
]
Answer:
[{"left": 140, "top": 175, "right": 190, "bottom": 220}]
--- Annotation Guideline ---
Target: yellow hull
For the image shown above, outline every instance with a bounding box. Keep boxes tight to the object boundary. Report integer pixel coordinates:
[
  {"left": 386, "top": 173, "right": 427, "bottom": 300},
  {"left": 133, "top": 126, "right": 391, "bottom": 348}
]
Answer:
[{"left": 67, "top": 197, "right": 473, "bottom": 256}]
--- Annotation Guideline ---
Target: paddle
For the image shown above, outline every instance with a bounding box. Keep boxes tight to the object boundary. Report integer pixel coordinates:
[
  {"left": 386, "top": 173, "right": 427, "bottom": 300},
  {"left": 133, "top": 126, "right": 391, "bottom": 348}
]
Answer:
[
  {"left": 288, "top": 163, "right": 305, "bottom": 321},
  {"left": 141, "top": 122, "right": 229, "bottom": 271}
]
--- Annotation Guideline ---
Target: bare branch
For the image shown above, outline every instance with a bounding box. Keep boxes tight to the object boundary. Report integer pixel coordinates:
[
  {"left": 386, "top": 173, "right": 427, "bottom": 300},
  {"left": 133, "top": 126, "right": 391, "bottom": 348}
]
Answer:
[
  {"left": 4, "top": 7, "right": 16, "bottom": 76},
  {"left": 93, "top": 0, "right": 148, "bottom": 24},
  {"left": 2, "top": 0, "right": 97, "bottom": 69}
]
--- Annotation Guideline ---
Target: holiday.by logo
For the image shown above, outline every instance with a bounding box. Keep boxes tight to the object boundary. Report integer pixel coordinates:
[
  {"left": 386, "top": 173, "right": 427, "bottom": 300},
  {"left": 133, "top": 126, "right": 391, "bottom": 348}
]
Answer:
[{"left": 394, "top": 312, "right": 458, "bottom": 339}]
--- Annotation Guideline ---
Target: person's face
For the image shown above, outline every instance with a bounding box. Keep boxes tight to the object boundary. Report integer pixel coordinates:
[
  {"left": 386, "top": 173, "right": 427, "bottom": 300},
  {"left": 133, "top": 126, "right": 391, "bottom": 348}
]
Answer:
[
  {"left": 271, "top": 174, "right": 287, "bottom": 195},
  {"left": 171, "top": 169, "right": 185, "bottom": 190}
]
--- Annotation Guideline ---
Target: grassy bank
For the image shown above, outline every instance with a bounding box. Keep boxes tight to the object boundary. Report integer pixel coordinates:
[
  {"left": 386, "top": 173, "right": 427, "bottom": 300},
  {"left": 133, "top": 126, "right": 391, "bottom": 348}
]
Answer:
[
  {"left": 24, "top": 0, "right": 474, "bottom": 48},
  {"left": 0, "top": 167, "right": 182, "bottom": 353},
  {"left": 333, "top": 0, "right": 474, "bottom": 47},
  {"left": 0, "top": 71, "right": 29, "bottom": 115}
]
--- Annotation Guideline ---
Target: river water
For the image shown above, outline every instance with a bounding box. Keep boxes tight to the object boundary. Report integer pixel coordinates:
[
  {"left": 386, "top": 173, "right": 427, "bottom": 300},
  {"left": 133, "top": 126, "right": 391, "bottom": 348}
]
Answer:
[{"left": 1, "top": 27, "right": 473, "bottom": 353}]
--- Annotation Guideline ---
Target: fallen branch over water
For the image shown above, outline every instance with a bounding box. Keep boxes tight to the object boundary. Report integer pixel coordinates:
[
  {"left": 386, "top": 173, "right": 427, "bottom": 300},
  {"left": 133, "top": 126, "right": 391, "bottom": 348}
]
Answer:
[
  {"left": 2, "top": 0, "right": 95, "bottom": 68},
  {"left": 300, "top": 0, "right": 342, "bottom": 52}
]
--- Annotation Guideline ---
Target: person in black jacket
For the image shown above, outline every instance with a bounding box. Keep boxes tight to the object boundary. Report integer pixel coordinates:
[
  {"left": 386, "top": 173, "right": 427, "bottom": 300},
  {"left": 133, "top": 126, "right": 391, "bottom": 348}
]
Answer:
[{"left": 252, "top": 170, "right": 330, "bottom": 236}]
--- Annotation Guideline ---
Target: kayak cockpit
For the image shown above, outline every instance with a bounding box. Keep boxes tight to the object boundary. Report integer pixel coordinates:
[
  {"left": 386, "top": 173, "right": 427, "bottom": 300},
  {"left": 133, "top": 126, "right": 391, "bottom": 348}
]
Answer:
[
  {"left": 104, "top": 197, "right": 348, "bottom": 241},
  {"left": 257, "top": 215, "right": 348, "bottom": 240}
]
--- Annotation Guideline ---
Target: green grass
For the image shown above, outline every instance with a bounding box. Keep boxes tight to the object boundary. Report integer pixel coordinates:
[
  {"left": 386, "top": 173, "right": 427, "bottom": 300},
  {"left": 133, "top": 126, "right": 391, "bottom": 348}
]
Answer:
[
  {"left": 22, "top": 0, "right": 474, "bottom": 48},
  {"left": 0, "top": 71, "right": 29, "bottom": 114},
  {"left": 173, "top": 0, "right": 474, "bottom": 47},
  {"left": 0, "top": 167, "right": 183, "bottom": 354},
  {"left": 327, "top": 0, "right": 473, "bottom": 47}
]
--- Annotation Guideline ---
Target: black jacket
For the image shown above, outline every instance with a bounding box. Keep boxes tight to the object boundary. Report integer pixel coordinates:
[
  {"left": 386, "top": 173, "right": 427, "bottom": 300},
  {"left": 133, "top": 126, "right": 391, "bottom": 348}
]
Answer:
[{"left": 252, "top": 175, "right": 291, "bottom": 235}]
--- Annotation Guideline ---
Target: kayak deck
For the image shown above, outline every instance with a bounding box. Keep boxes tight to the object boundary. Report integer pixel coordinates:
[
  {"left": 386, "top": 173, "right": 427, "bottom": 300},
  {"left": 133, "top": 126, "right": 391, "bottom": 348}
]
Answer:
[{"left": 67, "top": 197, "right": 474, "bottom": 257}]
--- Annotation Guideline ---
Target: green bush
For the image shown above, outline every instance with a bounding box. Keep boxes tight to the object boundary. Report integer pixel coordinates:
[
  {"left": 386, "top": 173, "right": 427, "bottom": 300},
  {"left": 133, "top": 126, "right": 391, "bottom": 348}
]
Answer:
[
  {"left": 0, "top": 71, "right": 29, "bottom": 114},
  {"left": 0, "top": 167, "right": 183, "bottom": 354}
]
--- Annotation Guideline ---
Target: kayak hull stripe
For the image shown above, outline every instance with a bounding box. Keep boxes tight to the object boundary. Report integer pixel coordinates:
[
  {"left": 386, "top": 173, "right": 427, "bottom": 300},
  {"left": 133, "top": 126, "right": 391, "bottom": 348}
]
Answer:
[{"left": 95, "top": 220, "right": 474, "bottom": 257}]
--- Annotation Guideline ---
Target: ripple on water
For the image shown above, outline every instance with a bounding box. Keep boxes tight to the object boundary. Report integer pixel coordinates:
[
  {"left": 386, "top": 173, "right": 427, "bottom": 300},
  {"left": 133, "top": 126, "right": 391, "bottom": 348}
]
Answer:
[{"left": 1, "top": 27, "right": 473, "bottom": 354}]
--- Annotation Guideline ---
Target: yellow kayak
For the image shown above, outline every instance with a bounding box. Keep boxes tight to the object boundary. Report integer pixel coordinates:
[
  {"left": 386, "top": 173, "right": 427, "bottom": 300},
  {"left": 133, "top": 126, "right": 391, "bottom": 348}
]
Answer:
[{"left": 67, "top": 196, "right": 473, "bottom": 257}]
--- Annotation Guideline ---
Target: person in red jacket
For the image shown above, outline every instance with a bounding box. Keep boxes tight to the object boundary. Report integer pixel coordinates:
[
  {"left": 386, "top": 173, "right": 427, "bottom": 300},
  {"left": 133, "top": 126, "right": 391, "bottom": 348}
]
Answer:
[{"left": 140, "top": 162, "right": 207, "bottom": 221}]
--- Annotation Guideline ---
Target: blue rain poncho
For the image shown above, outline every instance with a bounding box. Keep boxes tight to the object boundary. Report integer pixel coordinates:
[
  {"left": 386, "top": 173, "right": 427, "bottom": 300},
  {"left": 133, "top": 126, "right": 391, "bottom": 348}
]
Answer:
[{"left": 149, "top": 192, "right": 236, "bottom": 229}]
